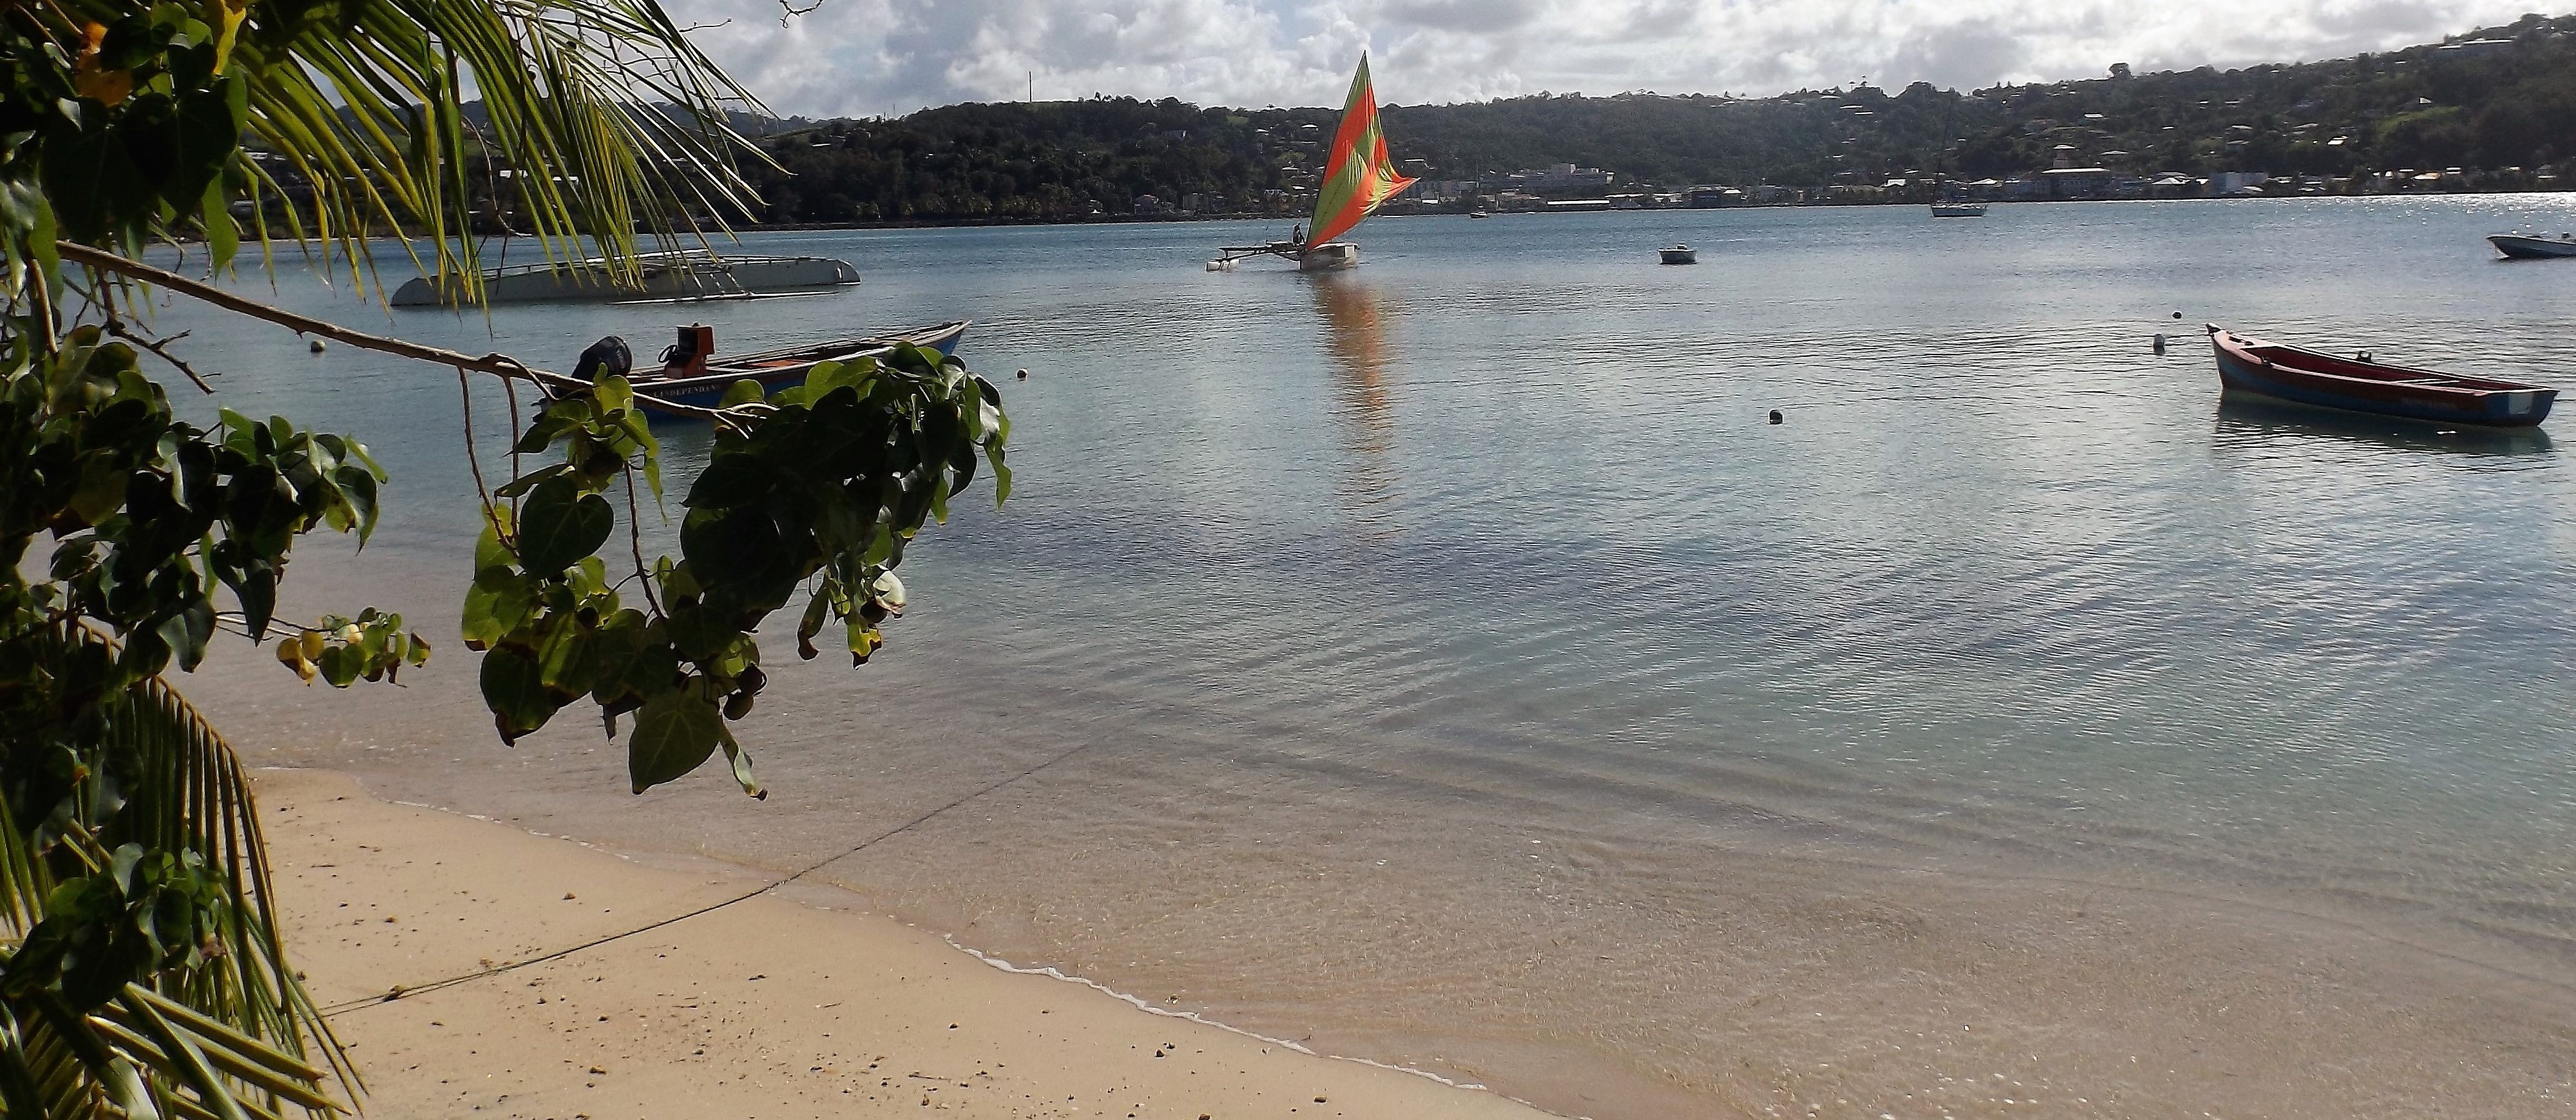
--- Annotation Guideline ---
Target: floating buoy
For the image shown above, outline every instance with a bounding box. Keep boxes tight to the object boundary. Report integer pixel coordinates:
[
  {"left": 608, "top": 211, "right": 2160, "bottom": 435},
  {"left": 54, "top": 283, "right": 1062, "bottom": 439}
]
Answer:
[
  {"left": 2171, "top": 311, "right": 2182, "bottom": 320},
  {"left": 1015, "top": 369, "right": 1029, "bottom": 381},
  {"left": 308, "top": 338, "right": 326, "bottom": 353},
  {"left": 2153, "top": 333, "right": 2167, "bottom": 354},
  {"left": 1767, "top": 410, "right": 1783, "bottom": 425}
]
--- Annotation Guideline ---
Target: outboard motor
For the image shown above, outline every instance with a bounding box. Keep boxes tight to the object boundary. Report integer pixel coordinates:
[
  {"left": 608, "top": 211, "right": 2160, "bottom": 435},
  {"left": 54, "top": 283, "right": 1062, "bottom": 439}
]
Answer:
[{"left": 573, "top": 336, "right": 631, "bottom": 383}]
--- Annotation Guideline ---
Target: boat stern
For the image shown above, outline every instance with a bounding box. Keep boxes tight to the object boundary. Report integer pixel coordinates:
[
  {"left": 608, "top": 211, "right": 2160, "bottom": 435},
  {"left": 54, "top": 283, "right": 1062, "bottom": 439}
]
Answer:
[{"left": 2484, "top": 387, "right": 2557, "bottom": 425}]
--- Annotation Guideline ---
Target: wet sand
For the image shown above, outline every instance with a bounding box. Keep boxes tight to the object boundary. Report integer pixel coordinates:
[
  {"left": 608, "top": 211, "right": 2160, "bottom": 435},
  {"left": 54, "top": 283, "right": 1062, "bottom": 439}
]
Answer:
[{"left": 258, "top": 767, "right": 1554, "bottom": 1120}]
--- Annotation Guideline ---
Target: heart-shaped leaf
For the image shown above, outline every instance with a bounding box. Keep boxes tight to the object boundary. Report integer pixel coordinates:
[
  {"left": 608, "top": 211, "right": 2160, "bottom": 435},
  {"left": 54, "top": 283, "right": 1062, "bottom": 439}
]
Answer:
[
  {"left": 516, "top": 476, "right": 613, "bottom": 576},
  {"left": 628, "top": 691, "right": 721, "bottom": 793}
]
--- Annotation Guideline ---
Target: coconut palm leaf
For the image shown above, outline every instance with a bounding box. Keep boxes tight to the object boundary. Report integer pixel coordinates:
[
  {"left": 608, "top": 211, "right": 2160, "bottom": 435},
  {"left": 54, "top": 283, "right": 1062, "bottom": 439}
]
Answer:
[
  {"left": 41, "top": 0, "right": 765, "bottom": 300},
  {"left": 1, "top": 621, "right": 353, "bottom": 1119}
]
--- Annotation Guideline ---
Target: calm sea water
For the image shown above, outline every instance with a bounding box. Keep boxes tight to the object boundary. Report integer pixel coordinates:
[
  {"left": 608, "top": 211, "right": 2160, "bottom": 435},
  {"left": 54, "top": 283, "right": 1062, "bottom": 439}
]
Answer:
[{"left": 176, "top": 197, "right": 2576, "bottom": 1117}]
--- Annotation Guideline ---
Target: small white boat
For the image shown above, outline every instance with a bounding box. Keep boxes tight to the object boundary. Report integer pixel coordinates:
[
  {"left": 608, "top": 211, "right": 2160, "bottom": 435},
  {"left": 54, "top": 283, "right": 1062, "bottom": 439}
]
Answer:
[
  {"left": 1467, "top": 210, "right": 1490, "bottom": 219},
  {"left": 1930, "top": 202, "right": 1988, "bottom": 218},
  {"left": 2488, "top": 233, "right": 2576, "bottom": 259},
  {"left": 1659, "top": 245, "right": 1697, "bottom": 265},
  {"left": 392, "top": 250, "right": 860, "bottom": 307}
]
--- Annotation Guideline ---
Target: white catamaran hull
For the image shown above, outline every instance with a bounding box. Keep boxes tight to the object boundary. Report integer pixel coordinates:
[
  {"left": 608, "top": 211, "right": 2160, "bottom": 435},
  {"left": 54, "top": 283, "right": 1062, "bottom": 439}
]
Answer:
[
  {"left": 391, "top": 253, "right": 861, "bottom": 307},
  {"left": 1299, "top": 243, "right": 1360, "bottom": 271}
]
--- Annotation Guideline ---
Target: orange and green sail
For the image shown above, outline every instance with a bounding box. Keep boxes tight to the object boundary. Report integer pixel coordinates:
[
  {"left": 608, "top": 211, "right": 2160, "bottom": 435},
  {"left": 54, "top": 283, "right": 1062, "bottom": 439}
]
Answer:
[{"left": 1304, "top": 54, "right": 1416, "bottom": 251}]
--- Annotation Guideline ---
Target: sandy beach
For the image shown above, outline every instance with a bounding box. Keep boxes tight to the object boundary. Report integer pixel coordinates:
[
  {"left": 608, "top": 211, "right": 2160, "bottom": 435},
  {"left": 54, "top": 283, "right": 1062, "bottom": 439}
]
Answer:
[{"left": 257, "top": 767, "right": 1556, "bottom": 1120}]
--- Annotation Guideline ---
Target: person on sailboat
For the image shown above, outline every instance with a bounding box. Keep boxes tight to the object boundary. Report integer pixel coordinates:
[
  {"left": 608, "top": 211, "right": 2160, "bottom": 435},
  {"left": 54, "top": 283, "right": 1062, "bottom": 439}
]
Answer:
[{"left": 1290, "top": 223, "right": 1305, "bottom": 247}]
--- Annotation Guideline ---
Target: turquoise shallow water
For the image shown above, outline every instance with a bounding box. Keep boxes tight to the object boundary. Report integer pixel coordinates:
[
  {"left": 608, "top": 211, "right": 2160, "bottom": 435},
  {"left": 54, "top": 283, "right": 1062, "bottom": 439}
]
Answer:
[{"left": 169, "top": 197, "right": 2576, "bottom": 1116}]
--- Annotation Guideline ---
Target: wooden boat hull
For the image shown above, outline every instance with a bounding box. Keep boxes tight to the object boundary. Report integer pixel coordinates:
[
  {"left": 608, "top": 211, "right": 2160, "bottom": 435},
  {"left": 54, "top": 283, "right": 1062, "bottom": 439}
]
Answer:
[
  {"left": 2488, "top": 233, "right": 2576, "bottom": 259},
  {"left": 631, "top": 320, "right": 969, "bottom": 414},
  {"left": 2207, "top": 325, "right": 2554, "bottom": 428},
  {"left": 394, "top": 253, "right": 861, "bottom": 307},
  {"left": 1659, "top": 247, "right": 1697, "bottom": 264}
]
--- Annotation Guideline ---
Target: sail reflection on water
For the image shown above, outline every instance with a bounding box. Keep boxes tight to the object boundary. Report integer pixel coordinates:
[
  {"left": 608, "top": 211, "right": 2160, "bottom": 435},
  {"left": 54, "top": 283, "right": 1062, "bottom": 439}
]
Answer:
[{"left": 1311, "top": 275, "right": 1401, "bottom": 521}]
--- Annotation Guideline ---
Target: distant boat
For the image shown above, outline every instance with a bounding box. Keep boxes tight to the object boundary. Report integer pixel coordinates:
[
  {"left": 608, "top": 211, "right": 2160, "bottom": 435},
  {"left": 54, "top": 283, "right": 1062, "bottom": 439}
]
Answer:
[
  {"left": 2206, "top": 325, "right": 2555, "bottom": 428},
  {"left": 1929, "top": 202, "right": 1988, "bottom": 217},
  {"left": 1659, "top": 245, "right": 1697, "bottom": 264},
  {"left": 1467, "top": 210, "right": 1489, "bottom": 219},
  {"left": 393, "top": 250, "right": 860, "bottom": 307},
  {"left": 2488, "top": 232, "right": 2576, "bottom": 259},
  {"left": 618, "top": 320, "right": 969, "bottom": 415},
  {"left": 1215, "top": 54, "right": 1417, "bottom": 272}
]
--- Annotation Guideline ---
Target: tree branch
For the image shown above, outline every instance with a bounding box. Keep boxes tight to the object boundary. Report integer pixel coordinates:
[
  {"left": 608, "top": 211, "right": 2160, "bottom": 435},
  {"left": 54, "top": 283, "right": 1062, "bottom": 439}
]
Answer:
[
  {"left": 52, "top": 241, "right": 734, "bottom": 425},
  {"left": 102, "top": 320, "right": 216, "bottom": 394}
]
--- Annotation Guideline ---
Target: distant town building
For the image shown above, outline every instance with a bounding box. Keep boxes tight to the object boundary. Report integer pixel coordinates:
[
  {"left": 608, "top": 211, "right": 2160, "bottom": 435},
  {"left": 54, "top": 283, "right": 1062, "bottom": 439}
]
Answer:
[
  {"left": 1505, "top": 162, "right": 1615, "bottom": 195},
  {"left": 2211, "top": 171, "right": 2270, "bottom": 195}
]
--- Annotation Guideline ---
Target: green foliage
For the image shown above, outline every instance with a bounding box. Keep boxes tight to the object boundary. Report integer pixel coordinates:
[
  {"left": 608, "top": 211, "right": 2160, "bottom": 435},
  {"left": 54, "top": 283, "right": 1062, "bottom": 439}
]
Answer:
[
  {"left": 463, "top": 343, "right": 1010, "bottom": 795},
  {"left": 0, "top": 6, "right": 251, "bottom": 260},
  {"left": 747, "top": 98, "right": 1296, "bottom": 221},
  {"left": 0, "top": 0, "right": 788, "bottom": 1114},
  {"left": 1, "top": 622, "right": 358, "bottom": 1120},
  {"left": 0, "top": 324, "right": 399, "bottom": 681}
]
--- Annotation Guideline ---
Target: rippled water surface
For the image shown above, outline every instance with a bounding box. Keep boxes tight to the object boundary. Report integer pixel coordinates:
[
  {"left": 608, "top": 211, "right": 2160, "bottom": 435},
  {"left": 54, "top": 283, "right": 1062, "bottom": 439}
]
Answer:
[{"left": 178, "top": 197, "right": 2576, "bottom": 1117}]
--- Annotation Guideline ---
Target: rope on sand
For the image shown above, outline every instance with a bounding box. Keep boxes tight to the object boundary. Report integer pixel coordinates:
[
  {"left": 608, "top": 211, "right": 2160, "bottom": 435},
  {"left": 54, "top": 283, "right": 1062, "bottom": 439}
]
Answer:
[{"left": 316, "top": 740, "right": 1100, "bottom": 1017}]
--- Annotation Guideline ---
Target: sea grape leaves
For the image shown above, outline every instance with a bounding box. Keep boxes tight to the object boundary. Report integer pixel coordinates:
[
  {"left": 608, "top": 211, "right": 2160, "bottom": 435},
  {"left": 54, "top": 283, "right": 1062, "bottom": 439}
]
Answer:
[{"left": 465, "top": 342, "right": 1009, "bottom": 793}]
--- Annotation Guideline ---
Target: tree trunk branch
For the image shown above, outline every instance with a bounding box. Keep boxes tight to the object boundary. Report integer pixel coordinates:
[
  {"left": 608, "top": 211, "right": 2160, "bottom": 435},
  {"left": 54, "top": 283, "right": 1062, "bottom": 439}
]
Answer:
[{"left": 53, "top": 242, "right": 729, "bottom": 423}]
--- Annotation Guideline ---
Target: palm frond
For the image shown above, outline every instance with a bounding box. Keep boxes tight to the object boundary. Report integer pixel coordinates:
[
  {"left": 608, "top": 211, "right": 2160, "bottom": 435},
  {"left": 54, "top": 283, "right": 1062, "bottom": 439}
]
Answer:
[
  {"left": 2, "top": 621, "right": 354, "bottom": 1120},
  {"left": 216, "top": 0, "right": 770, "bottom": 301}
]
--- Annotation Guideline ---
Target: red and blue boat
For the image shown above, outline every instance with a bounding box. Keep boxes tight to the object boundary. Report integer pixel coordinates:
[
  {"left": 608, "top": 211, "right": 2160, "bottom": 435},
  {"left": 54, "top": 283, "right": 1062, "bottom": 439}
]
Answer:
[
  {"left": 2206, "top": 325, "right": 2555, "bottom": 429},
  {"left": 627, "top": 320, "right": 969, "bottom": 415}
]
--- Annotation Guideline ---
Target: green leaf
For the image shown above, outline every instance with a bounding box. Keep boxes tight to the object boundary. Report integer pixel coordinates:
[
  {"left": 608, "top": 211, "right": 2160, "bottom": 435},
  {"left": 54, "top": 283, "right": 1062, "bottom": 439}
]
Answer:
[
  {"left": 68, "top": 454, "right": 129, "bottom": 525},
  {"left": 492, "top": 462, "right": 571, "bottom": 499},
  {"left": 479, "top": 648, "right": 555, "bottom": 742},
  {"left": 719, "top": 728, "right": 766, "bottom": 800},
  {"left": 627, "top": 691, "right": 721, "bottom": 793},
  {"left": 515, "top": 476, "right": 614, "bottom": 577},
  {"left": 200, "top": 180, "right": 238, "bottom": 271}
]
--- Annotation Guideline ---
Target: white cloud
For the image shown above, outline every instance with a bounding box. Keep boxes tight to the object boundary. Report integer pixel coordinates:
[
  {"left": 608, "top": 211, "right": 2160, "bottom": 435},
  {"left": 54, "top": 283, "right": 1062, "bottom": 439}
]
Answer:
[{"left": 660, "top": 0, "right": 2538, "bottom": 118}]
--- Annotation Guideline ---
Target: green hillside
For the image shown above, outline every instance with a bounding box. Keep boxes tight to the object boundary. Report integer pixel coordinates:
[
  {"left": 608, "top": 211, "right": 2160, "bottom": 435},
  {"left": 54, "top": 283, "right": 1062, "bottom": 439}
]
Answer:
[{"left": 738, "top": 13, "right": 2576, "bottom": 223}]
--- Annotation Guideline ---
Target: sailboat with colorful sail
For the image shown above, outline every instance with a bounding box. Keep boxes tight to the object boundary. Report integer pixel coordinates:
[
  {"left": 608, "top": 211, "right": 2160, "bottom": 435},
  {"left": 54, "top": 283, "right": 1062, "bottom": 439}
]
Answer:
[{"left": 1215, "top": 54, "right": 1417, "bottom": 272}]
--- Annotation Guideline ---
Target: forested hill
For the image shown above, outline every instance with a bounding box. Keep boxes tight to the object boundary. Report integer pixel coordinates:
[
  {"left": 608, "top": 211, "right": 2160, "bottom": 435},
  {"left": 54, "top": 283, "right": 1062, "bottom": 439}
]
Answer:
[{"left": 734, "top": 14, "right": 2576, "bottom": 223}]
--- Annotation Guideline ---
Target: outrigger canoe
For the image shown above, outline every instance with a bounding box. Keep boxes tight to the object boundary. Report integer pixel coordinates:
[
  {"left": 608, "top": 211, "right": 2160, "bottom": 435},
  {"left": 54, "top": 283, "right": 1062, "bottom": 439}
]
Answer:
[
  {"left": 2206, "top": 325, "right": 2555, "bottom": 428},
  {"left": 622, "top": 320, "right": 969, "bottom": 415}
]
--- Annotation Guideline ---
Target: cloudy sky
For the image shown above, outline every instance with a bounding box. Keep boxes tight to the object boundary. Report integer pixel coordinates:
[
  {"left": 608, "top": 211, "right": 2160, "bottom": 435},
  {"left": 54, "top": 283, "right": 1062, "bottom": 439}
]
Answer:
[{"left": 660, "top": 0, "right": 2537, "bottom": 118}]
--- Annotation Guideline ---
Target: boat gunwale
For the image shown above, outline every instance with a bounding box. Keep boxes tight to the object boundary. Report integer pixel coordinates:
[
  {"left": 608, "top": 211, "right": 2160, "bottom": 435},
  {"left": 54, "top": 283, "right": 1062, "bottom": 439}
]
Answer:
[
  {"left": 2206, "top": 327, "right": 2553, "bottom": 398},
  {"left": 635, "top": 320, "right": 971, "bottom": 397}
]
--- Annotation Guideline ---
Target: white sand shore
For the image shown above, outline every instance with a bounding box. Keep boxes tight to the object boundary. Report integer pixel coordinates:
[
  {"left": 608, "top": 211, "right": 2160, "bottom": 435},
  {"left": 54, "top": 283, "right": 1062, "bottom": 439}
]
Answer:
[{"left": 256, "top": 768, "right": 1559, "bottom": 1120}]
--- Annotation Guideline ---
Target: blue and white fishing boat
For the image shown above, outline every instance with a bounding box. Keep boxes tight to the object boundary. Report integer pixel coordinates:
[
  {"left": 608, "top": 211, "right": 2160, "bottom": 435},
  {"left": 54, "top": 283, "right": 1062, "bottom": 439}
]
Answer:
[{"left": 618, "top": 320, "right": 969, "bottom": 414}]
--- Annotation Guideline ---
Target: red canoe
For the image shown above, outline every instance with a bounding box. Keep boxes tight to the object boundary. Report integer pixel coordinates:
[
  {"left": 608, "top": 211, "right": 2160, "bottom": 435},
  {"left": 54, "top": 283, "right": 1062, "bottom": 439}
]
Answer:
[{"left": 2206, "top": 325, "right": 2555, "bottom": 428}]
